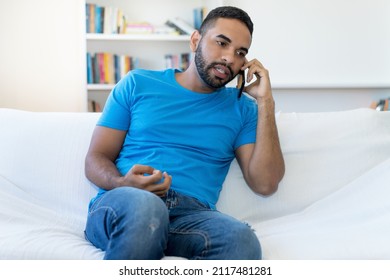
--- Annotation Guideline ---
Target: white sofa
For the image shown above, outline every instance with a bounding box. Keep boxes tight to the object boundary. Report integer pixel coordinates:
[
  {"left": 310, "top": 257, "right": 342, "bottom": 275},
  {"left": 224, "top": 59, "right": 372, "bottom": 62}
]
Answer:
[{"left": 1, "top": 108, "right": 390, "bottom": 260}]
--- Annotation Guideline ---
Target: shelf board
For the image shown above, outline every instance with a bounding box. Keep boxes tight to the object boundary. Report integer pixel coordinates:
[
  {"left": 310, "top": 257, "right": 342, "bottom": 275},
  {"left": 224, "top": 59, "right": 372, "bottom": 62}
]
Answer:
[
  {"left": 87, "top": 84, "right": 114, "bottom": 91},
  {"left": 86, "top": 33, "right": 191, "bottom": 41}
]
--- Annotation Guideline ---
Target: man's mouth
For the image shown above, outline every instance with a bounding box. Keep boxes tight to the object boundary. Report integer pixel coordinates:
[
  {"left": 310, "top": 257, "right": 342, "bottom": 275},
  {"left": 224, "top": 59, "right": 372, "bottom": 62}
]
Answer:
[{"left": 212, "top": 64, "right": 232, "bottom": 80}]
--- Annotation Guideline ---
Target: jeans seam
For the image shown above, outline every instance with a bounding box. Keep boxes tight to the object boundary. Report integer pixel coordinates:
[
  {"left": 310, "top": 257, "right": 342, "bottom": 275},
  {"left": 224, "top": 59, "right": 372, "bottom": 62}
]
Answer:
[
  {"left": 88, "top": 205, "right": 119, "bottom": 241},
  {"left": 89, "top": 205, "right": 116, "bottom": 217},
  {"left": 88, "top": 194, "right": 105, "bottom": 213},
  {"left": 89, "top": 194, "right": 119, "bottom": 226}
]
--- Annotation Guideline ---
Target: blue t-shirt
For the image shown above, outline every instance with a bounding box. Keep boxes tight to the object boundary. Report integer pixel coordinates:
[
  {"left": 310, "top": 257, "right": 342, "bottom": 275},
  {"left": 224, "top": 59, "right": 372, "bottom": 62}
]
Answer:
[{"left": 95, "top": 68, "right": 258, "bottom": 209}]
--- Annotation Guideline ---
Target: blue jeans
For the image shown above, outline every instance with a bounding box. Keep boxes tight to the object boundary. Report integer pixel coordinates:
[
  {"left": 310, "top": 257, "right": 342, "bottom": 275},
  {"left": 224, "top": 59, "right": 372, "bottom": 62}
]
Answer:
[{"left": 85, "top": 187, "right": 261, "bottom": 260}]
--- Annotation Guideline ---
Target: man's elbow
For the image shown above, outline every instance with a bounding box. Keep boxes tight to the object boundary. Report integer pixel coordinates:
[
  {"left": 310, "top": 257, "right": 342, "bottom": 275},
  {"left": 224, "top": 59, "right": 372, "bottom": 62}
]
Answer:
[
  {"left": 246, "top": 174, "right": 282, "bottom": 196},
  {"left": 242, "top": 161, "right": 285, "bottom": 196},
  {"left": 250, "top": 182, "right": 279, "bottom": 196}
]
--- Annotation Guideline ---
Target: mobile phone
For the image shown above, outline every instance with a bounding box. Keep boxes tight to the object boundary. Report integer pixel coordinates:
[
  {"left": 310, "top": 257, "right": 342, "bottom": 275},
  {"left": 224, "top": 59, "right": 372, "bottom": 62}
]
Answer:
[{"left": 237, "top": 70, "right": 245, "bottom": 99}]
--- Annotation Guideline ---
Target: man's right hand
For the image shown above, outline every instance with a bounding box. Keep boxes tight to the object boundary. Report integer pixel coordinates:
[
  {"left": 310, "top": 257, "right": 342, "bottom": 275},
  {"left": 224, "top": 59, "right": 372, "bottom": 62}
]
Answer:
[
  {"left": 121, "top": 164, "right": 172, "bottom": 197},
  {"left": 85, "top": 126, "right": 171, "bottom": 197}
]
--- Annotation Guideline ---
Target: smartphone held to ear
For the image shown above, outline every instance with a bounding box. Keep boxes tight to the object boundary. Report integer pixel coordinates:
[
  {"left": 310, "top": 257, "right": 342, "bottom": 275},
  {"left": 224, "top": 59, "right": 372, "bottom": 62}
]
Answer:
[{"left": 236, "top": 70, "right": 245, "bottom": 99}]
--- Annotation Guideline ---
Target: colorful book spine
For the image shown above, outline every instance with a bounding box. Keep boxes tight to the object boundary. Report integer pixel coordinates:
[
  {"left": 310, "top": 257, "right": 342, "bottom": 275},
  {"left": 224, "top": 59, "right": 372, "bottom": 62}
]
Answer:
[
  {"left": 86, "top": 52, "right": 136, "bottom": 84},
  {"left": 94, "top": 5, "right": 102, "bottom": 33},
  {"left": 86, "top": 3, "right": 126, "bottom": 34},
  {"left": 86, "top": 53, "right": 93, "bottom": 84}
]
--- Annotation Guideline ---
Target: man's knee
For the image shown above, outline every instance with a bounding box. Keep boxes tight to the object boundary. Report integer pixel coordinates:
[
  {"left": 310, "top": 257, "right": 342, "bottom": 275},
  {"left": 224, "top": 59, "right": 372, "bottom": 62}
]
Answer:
[
  {"left": 88, "top": 187, "right": 169, "bottom": 259},
  {"left": 222, "top": 221, "right": 262, "bottom": 259}
]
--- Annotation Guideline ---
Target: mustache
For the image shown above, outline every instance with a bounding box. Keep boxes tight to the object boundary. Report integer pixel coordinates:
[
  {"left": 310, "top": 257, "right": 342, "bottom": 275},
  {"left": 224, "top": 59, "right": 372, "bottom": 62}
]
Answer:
[{"left": 207, "top": 62, "right": 234, "bottom": 79}]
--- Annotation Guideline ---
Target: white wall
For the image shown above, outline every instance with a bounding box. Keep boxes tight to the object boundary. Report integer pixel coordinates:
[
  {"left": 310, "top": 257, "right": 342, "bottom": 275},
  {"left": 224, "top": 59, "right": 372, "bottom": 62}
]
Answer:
[
  {"left": 0, "top": 0, "right": 87, "bottom": 112},
  {"left": 272, "top": 88, "right": 389, "bottom": 113},
  {"left": 0, "top": 0, "right": 388, "bottom": 113},
  {"left": 226, "top": 0, "right": 390, "bottom": 87},
  {"left": 225, "top": 0, "right": 390, "bottom": 112}
]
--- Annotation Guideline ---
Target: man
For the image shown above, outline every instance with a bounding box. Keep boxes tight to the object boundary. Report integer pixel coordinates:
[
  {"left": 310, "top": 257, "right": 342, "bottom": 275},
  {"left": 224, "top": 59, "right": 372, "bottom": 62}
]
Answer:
[{"left": 84, "top": 6, "right": 285, "bottom": 260}]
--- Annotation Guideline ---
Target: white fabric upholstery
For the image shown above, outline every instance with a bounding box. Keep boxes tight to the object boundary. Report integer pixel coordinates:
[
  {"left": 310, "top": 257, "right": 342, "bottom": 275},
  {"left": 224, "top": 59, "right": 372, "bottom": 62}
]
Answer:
[{"left": 1, "top": 108, "right": 389, "bottom": 259}]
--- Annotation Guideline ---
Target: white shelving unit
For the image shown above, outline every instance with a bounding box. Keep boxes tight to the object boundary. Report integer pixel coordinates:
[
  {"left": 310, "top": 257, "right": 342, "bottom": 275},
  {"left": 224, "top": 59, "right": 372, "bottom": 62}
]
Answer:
[
  {"left": 86, "top": 34, "right": 191, "bottom": 92},
  {"left": 85, "top": 0, "right": 223, "bottom": 110},
  {"left": 86, "top": 33, "right": 191, "bottom": 41}
]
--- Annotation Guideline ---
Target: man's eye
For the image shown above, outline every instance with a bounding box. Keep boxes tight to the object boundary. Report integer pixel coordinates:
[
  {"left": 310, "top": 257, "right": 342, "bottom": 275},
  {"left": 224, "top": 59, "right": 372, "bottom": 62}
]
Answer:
[
  {"left": 236, "top": 50, "right": 247, "bottom": 57},
  {"left": 217, "top": 41, "right": 227, "bottom": 47}
]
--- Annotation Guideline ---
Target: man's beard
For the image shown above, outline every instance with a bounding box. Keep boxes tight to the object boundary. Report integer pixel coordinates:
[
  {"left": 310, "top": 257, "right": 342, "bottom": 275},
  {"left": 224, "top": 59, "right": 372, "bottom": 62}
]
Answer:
[{"left": 194, "top": 44, "right": 235, "bottom": 89}]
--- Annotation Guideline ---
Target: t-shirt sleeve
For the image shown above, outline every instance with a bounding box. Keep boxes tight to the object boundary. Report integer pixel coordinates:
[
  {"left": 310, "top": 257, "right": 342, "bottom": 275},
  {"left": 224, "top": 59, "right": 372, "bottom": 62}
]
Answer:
[
  {"left": 96, "top": 72, "right": 134, "bottom": 131},
  {"left": 234, "top": 96, "right": 258, "bottom": 150}
]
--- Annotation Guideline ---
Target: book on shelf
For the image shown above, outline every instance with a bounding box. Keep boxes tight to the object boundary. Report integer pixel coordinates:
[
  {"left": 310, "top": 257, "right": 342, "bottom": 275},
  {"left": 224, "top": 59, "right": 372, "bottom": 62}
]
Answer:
[
  {"left": 86, "top": 52, "right": 93, "bottom": 84},
  {"left": 125, "top": 22, "right": 154, "bottom": 34},
  {"left": 165, "top": 53, "right": 191, "bottom": 71},
  {"left": 86, "top": 52, "right": 138, "bottom": 85},
  {"left": 193, "top": 7, "right": 208, "bottom": 30},
  {"left": 369, "top": 98, "right": 390, "bottom": 111},
  {"left": 165, "top": 17, "right": 195, "bottom": 35},
  {"left": 86, "top": 3, "right": 126, "bottom": 34},
  {"left": 153, "top": 25, "right": 179, "bottom": 35},
  {"left": 88, "top": 99, "right": 102, "bottom": 112},
  {"left": 86, "top": 3, "right": 192, "bottom": 36}
]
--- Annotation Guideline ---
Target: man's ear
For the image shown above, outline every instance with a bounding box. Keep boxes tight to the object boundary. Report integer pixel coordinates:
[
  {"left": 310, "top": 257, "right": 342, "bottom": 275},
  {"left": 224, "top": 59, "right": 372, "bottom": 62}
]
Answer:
[{"left": 190, "top": 30, "right": 201, "bottom": 52}]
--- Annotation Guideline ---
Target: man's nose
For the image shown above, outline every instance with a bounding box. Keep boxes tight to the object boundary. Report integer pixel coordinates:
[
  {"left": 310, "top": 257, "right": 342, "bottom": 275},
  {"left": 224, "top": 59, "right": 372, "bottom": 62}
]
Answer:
[{"left": 221, "top": 48, "right": 235, "bottom": 64}]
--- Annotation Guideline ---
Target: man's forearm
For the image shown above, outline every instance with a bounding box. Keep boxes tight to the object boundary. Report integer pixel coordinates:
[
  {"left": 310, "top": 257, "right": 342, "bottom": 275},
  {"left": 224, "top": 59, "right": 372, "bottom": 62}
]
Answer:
[
  {"left": 248, "top": 96, "right": 285, "bottom": 194},
  {"left": 85, "top": 152, "right": 124, "bottom": 190}
]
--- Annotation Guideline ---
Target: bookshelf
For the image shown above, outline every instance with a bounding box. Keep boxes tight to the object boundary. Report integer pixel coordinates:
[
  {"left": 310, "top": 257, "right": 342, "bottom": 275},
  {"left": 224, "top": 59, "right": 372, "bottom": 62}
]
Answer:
[
  {"left": 86, "top": 33, "right": 191, "bottom": 41},
  {"left": 86, "top": 34, "right": 191, "bottom": 92},
  {"left": 85, "top": 0, "right": 223, "bottom": 111}
]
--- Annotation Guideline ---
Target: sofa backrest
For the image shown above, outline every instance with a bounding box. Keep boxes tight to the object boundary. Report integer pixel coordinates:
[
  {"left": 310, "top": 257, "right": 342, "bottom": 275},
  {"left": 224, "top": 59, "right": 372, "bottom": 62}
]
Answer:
[
  {"left": 1, "top": 108, "right": 390, "bottom": 225},
  {"left": 0, "top": 109, "right": 100, "bottom": 220},
  {"left": 218, "top": 109, "right": 390, "bottom": 223}
]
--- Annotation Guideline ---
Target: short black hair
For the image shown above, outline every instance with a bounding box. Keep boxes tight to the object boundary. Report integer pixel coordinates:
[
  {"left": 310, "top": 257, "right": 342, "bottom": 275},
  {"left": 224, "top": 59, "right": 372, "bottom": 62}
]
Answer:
[{"left": 199, "top": 6, "right": 254, "bottom": 36}]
